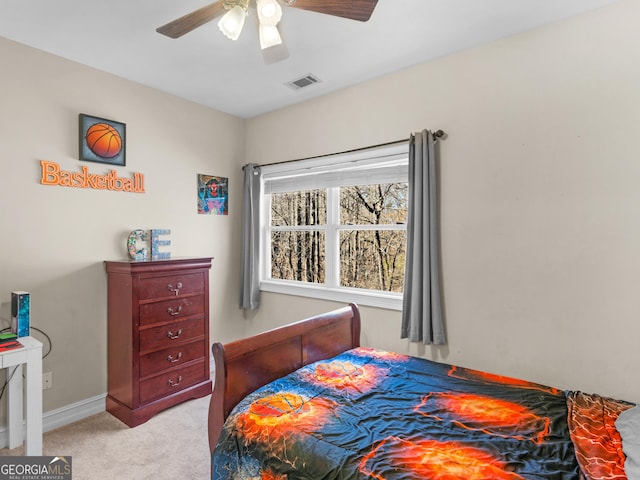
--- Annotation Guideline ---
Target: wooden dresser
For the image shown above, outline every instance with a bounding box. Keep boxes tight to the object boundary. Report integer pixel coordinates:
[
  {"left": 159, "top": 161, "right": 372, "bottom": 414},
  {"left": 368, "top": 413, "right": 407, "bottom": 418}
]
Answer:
[{"left": 105, "top": 257, "right": 213, "bottom": 427}]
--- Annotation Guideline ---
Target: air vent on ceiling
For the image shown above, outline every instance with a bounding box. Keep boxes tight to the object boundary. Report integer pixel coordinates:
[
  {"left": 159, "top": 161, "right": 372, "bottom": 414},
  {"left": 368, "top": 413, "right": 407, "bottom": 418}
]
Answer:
[{"left": 286, "top": 73, "right": 322, "bottom": 90}]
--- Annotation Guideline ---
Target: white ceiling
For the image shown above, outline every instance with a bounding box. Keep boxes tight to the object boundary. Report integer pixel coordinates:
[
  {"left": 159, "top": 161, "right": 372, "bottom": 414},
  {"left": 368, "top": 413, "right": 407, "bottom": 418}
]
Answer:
[{"left": 0, "top": 0, "right": 621, "bottom": 119}]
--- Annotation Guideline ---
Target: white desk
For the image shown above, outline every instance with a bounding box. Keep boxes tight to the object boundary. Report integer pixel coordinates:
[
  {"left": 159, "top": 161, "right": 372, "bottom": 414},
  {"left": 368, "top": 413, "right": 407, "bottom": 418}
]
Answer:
[{"left": 1, "top": 336, "right": 42, "bottom": 455}]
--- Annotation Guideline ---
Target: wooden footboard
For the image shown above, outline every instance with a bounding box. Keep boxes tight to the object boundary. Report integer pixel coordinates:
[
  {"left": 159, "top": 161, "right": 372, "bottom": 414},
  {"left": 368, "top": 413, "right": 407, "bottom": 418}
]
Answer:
[{"left": 208, "top": 303, "right": 361, "bottom": 454}]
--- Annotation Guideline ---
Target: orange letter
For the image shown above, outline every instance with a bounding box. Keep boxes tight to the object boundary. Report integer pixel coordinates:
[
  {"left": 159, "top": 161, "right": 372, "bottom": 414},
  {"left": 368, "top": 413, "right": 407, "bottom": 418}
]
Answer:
[{"left": 40, "top": 160, "right": 60, "bottom": 185}]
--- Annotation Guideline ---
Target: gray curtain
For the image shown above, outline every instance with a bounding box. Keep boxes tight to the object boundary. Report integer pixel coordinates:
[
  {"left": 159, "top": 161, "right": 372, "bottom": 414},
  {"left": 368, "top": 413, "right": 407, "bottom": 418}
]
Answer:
[
  {"left": 401, "top": 130, "right": 446, "bottom": 344},
  {"left": 239, "top": 164, "right": 261, "bottom": 309}
]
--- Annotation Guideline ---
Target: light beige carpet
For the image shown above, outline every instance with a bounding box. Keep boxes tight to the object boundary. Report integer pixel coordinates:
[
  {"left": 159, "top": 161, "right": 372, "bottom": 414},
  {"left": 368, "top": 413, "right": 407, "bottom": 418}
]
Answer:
[{"left": 0, "top": 395, "right": 211, "bottom": 479}]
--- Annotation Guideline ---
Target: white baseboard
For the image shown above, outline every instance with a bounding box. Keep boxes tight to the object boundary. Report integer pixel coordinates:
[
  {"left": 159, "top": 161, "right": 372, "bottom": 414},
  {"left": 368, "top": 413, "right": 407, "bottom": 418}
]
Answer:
[{"left": 0, "top": 393, "right": 106, "bottom": 449}]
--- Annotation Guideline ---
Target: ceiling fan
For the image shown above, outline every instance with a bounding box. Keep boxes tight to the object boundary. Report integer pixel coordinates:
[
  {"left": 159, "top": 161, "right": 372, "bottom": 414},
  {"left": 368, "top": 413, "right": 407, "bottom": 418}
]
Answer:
[{"left": 156, "top": 0, "right": 378, "bottom": 55}]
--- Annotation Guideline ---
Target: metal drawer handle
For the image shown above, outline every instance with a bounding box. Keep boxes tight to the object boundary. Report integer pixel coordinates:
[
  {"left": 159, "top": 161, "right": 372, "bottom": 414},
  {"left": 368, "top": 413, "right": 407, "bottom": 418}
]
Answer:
[
  {"left": 167, "top": 352, "right": 183, "bottom": 363},
  {"left": 167, "top": 306, "right": 183, "bottom": 316},
  {"left": 167, "top": 282, "right": 183, "bottom": 296},
  {"left": 168, "top": 375, "right": 183, "bottom": 387},
  {"left": 167, "top": 329, "right": 182, "bottom": 340}
]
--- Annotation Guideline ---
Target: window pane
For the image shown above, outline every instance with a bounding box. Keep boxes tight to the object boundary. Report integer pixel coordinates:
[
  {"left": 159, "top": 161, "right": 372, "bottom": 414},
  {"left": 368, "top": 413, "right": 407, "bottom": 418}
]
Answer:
[
  {"left": 340, "top": 230, "right": 406, "bottom": 292},
  {"left": 271, "top": 190, "right": 326, "bottom": 227},
  {"left": 340, "top": 184, "right": 407, "bottom": 225},
  {"left": 271, "top": 231, "right": 325, "bottom": 284}
]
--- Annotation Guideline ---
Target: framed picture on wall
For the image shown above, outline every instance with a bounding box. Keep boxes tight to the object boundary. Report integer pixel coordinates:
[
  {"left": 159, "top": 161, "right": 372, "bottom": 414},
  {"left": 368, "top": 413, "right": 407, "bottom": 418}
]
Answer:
[
  {"left": 198, "top": 174, "right": 228, "bottom": 215},
  {"left": 79, "top": 113, "right": 126, "bottom": 166}
]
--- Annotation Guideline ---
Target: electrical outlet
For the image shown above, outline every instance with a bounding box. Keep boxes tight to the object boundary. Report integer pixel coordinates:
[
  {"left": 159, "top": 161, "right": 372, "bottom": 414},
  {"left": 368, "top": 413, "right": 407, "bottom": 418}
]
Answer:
[{"left": 43, "top": 372, "right": 53, "bottom": 390}]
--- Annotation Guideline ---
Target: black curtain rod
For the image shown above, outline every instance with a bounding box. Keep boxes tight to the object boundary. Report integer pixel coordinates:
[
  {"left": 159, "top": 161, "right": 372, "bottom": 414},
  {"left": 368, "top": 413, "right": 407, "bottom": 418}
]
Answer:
[{"left": 244, "top": 129, "right": 446, "bottom": 170}]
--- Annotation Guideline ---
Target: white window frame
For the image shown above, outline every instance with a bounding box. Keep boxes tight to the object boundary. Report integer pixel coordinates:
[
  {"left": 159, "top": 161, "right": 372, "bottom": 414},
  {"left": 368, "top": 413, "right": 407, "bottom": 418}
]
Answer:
[{"left": 259, "top": 143, "right": 409, "bottom": 311}]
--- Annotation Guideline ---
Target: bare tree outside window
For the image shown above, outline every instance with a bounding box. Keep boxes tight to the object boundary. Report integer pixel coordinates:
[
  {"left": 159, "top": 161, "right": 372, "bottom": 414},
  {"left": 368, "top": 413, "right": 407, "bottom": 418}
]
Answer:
[
  {"left": 340, "top": 184, "right": 407, "bottom": 292},
  {"left": 269, "top": 183, "right": 407, "bottom": 292},
  {"left": 271, "top": 190, "right": 326, "bottom": 283}
]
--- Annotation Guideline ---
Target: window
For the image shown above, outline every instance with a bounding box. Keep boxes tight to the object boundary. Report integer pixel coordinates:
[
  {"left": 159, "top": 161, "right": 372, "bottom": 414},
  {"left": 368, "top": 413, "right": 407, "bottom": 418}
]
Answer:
[{"left": 260, "top": 143, "right": 408, "bottom": 310}]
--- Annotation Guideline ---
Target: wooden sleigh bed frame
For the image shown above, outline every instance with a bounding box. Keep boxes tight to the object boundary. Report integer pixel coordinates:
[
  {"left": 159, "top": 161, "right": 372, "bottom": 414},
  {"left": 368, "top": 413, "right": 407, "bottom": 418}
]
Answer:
[
  {"left": 206, "top": 303, "right": 638, "bottom": 479},
  {"left": 207, "top": 303, "right": 361, "bottom": 453}
]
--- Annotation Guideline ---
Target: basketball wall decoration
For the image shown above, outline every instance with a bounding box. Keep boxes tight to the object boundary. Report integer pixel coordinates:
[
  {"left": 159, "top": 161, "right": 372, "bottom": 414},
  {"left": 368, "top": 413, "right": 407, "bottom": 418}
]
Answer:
[
  {"left": 86, "top": 123, "right": 122, "bottom": 158},
  {"left": 79, "top": 114, "right": 126, "bottom": 166}
]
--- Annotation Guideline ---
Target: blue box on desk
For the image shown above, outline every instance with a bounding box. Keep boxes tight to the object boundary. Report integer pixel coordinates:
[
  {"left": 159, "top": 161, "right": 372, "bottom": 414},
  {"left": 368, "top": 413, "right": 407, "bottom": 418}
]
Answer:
[{"left": 11, "top": 291, "right": 30, "bottom": 337}]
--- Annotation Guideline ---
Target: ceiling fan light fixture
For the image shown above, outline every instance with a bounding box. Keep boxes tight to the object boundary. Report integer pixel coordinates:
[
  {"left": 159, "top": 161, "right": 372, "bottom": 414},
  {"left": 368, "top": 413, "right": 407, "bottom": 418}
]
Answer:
[
  {"left": 218, "top": 5, "right": 248, "bottom": 40},
  {"left": 259, "top": 24, "right": 282, "bottom": 49},
  {"left": 257, "top": 0, "right": 283, "bottom": 27}
]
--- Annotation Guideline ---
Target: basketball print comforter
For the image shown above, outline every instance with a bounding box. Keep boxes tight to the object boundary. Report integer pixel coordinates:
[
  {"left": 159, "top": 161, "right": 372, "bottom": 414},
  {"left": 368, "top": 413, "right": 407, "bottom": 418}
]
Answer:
[{"left": 211, "top": 347, "right": 633, "bottom": 479}]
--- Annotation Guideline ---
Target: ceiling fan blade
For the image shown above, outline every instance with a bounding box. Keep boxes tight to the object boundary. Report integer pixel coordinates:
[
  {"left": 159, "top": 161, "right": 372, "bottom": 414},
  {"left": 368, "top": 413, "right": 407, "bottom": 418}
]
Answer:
[
  {"left": 285, "top": 0, "right": 378, "bottom": 22},
  {"left": 156, "top": 2, "right": 226, "bottom": 38}
]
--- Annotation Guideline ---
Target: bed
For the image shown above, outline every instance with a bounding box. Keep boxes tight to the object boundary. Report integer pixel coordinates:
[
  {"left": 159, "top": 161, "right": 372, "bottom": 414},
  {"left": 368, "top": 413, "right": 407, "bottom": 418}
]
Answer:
[{"left": 208, "top": 303, "right": 639, "bottom": 479}]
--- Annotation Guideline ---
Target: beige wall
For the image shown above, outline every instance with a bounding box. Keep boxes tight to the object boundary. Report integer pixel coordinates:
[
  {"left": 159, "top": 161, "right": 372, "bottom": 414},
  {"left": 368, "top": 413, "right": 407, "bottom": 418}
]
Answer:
[
  {"left": 0, "top": 37, "right": 246, "bottom": 421},
  {"left": 245, "top": 0, "right": 640, "bottom": 404},
  {"left": 1, "top": 0, "right": 638, "bottom": 433}
]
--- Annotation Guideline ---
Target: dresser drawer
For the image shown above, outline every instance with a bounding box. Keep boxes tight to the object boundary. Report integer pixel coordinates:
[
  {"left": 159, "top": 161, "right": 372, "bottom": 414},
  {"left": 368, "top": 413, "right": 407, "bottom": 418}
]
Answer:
[
  {"left": 139, "top": 361, "right": 206, "bottom": 404},
  {"left": 139, "top": 340, "right": 206, "bottom": 378},
  {"left": 139, "top": 273, "right": 204, "bottom": 300},
  {"left": 139, "top": 295, "right": 204, "bottom": 326},
  {"left": 139, "top": 318, "right": 205, "bottom": 354}
]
